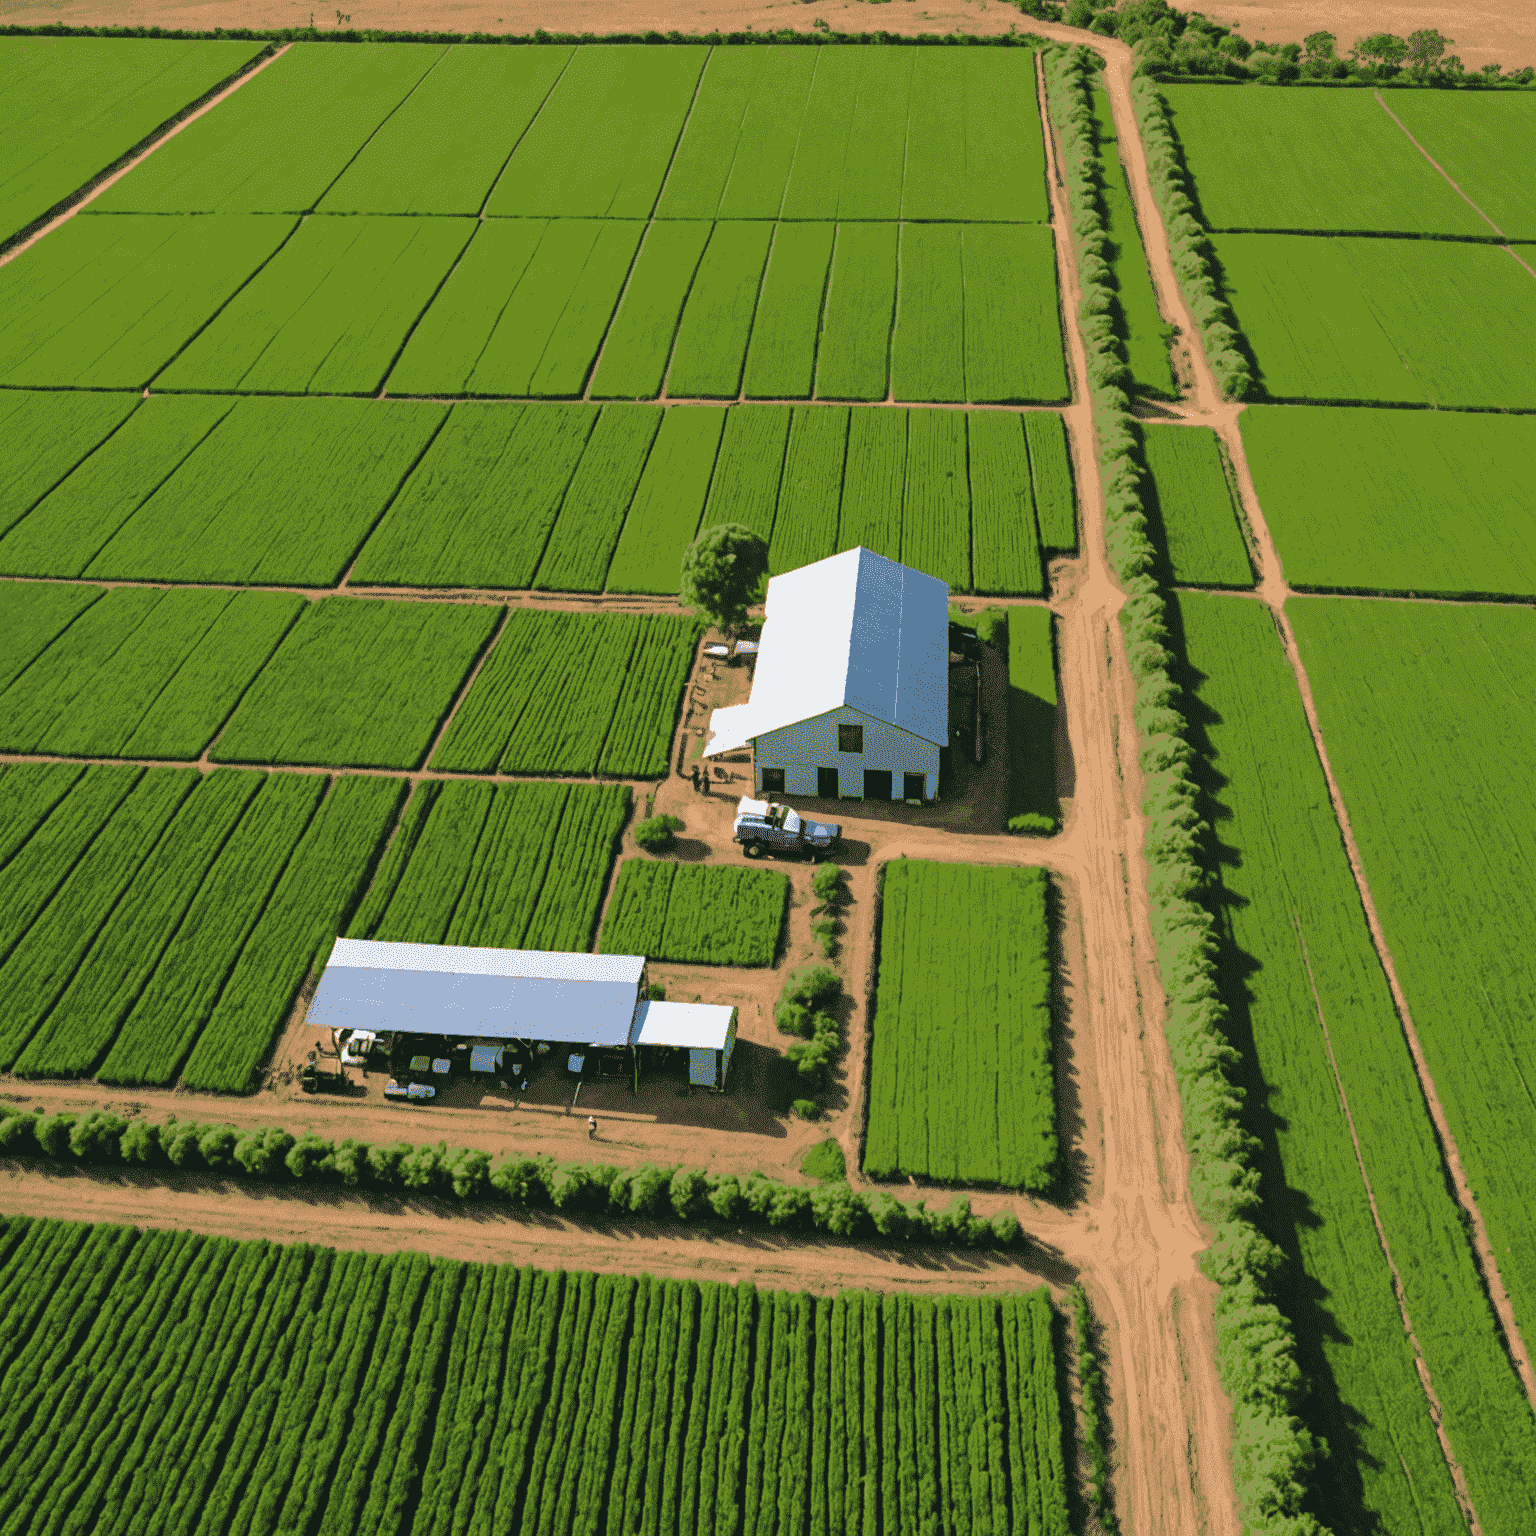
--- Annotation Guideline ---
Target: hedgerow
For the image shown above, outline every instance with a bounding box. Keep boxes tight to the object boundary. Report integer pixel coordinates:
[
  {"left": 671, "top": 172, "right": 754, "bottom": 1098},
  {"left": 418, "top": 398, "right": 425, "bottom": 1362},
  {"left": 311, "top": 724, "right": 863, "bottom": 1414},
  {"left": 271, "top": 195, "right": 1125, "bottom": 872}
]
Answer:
[
  {"left": 1045, "top": 44, "right": 1323, "bottom": 1534},
  {"left": 0, "top": 1104, "right": 1027, "bottom": 1250},
  {"left": 1127, "top": 77, "right": 1253, "bottom": 400}
]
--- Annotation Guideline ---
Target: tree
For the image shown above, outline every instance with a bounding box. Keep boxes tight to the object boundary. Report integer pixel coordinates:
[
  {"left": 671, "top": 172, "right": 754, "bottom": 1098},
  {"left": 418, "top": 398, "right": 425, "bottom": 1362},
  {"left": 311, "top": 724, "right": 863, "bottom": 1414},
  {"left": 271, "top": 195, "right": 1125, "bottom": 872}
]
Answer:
[
  {"left": 1303, "top": 31, "right": 1336, "bottom": 60},
  {"left": 1352, "top": 33, "right": 1408, "bottom": 69},
  {"left": 679, "top": 523, "right": 768, "bottom": 637},
  {"left": 1405, "top": 28, "right": 1452, "bottom": 76}
]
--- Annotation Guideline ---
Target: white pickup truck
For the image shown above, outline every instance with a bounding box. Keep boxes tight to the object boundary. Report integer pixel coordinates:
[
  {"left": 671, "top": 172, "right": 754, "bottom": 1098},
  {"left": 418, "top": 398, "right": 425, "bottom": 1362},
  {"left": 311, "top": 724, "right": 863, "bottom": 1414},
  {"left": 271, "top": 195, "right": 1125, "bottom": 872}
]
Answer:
[{"left": 733, "top": 797, "right": 840, "bottom": 860}]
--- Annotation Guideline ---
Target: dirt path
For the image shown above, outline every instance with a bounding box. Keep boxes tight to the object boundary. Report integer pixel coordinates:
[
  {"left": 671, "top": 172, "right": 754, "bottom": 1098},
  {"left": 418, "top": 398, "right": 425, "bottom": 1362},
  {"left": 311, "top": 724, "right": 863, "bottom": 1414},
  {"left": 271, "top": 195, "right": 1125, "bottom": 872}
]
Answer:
[{"left": 1085, "top": 19, "right": 1536, "bottom": 1449}]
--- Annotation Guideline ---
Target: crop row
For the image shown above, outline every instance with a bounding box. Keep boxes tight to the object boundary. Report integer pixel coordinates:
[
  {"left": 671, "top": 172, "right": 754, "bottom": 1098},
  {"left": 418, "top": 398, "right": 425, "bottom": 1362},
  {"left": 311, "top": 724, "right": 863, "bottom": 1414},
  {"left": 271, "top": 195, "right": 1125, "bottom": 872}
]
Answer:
[
  {"left": 599, "top": 860, "right": 789, "bottom": 967},
  {"left": 1139, "top": 425, "right": 1252, "bottom": 588},
  {"left": 1, "top": 394, "right": 1076, "bottom": 597},
  {"left": 864, "top": 860, "right": 1056, "bottom": 1190},
  {"left": 0, "top": 1214, "right": 1071, "bottom": 1536}
]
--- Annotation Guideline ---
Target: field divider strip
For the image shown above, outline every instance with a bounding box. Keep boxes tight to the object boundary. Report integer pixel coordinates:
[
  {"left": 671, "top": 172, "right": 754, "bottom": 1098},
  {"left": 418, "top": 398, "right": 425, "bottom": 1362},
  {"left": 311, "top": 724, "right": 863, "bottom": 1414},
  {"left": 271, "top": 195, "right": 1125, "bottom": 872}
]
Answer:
[
  {"left": 477, "top": 49, "right": 578, "bottom": 219},
  {"left": 1289, "top": 913, "right": 1485, "bottom": 1536},
  {"left": 416, "top": 604, "right": 512, "bottom": 773},
  {"left": 0, "top": 43, "right": 293, "bottom": 270},
  {"left": 1372, "top": 90, "right": 1506, "bottom": 239}
]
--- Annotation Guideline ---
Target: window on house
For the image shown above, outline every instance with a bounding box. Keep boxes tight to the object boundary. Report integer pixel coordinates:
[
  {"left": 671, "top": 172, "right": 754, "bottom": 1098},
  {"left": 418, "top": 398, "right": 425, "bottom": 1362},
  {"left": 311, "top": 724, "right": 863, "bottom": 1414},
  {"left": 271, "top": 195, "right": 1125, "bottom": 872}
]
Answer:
[
  {"left": 761, "top": 767, "right": 785, "bottom": 793},
  {"left": 838, "top": 724, "right": 864, "bottom": 754}
]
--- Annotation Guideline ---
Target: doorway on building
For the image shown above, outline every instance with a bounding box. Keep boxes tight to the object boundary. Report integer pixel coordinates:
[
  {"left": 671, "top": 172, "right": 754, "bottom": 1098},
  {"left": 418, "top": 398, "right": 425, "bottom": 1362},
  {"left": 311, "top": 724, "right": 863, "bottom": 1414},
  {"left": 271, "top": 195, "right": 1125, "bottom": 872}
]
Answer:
[
  {"left": 863, "top": 769, "right": 893, "bottom": 800},
  {"left": 903, "top": 773, "right": 927, "bottom": 802},
  {"left": 817, "top": 766, "right": 839, "bottom": 798}
]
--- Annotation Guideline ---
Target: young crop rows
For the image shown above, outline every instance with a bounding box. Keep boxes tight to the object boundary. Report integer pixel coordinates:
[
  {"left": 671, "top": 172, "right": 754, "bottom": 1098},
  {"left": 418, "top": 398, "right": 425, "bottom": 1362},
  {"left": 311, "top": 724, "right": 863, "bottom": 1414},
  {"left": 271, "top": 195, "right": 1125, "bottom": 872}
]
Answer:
[
  {"left": 864, "top": 861, "right": 1056, "bottom": 1191},
  {"left": 600, "top": 860, "right": 789, "bottom": 968},
  {"left": 1139, "top": 426, "right": 1252, "bottom": 588},
  {"left": 0, "top": 1216, "right": 1071, "bottom": 1536},
  {"left": 1006, "top": 608, "right": 1060, "bottom": 827}
]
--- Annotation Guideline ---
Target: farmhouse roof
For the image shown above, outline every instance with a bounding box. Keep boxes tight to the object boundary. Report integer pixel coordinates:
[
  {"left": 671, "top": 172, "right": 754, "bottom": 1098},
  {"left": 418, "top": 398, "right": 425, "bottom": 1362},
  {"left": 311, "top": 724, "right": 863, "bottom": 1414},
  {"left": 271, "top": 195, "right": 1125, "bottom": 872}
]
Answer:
[
  {"left": 704, "top": 547, "right": 949, "bottom": 756},
  {"left": 629, "top": 999, "right": 735, "bottom": 1051},
  {"left": 307, "top": 937, "right": 644, "bottom": 1045}
]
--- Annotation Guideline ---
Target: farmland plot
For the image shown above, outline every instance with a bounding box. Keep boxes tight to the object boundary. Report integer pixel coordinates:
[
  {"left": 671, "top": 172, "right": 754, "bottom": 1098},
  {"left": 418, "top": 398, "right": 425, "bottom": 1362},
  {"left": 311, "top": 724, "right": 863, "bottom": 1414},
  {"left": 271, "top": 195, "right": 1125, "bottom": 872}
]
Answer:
[
  {"left": 387, "top": 218, "right": 641, "bottom": 397},
  {"left": 156, "top": 215, "right": 474, "bottom": 395},
  {"left": 0, "top": 390, "right": 139, "bottom": 540},
  {"left": 697, "top": 404, "right": 792, "bottom": 545},
  {"left": 348, "top": 778, "right": 626, "bottom": 953},
  {"left": 743, "top": 224, "right": 836, "bottom": 399},
  {"left": 865, "top": 860, "right": 1056, "bottom": 1189},
  {"left": 1007, "top": 607, "right": 1059, "bottom": 825},
  {"left": 814, "top": 224, "right": 898, "bottom": 401},
  {"left": 768, "top": 406, "right": 848, "bottom": 576},
  {"left": 588, "top": 222, "right": 711, "bottom": 398},
  {"left": 1241, "top": 406, "right": 1536, "bottom": 598},
  {"left": 1023, "top": 413, "right": 1077, "bottom": 552},
  {"left": 212, "top": 598, "right": 499, "bottom": 770},
  {"left": 960, "top": 225, "right": 1070, "bottom": 403},
  {"left": 0, "top": 1220, "right": 1072, "bottom": 1536},
  {"left": 0, "top": 212, "right": 295, "bottom": 388},
  {"left": 83, "top": 396, "right": 447, "bottom": 586},
  {"left": 351, "top": 403, "right": 598, "bottom": 588},
  {"left": 835, "top": 409, "right": 906, "bottom": 563},
  {"left": 0, "top": 35, "right": 265, "bottom": 242},
  {"left": 1214, "top": 232, "right": 1536, "bottom": 408},
  {"left": 900, "top": 409, "right": 970, "bottom": 591},
  {"left": 1290, "top": 599, "right": 1536, "bottom": 1353},
  {"left": 1161, "top": 84, "right": 1488, "bottom": 236},
  {"left": 318, "top": 44, "right": 573, "bottom": 214},
  {"left": 969, "top": 413, "right": 1043, "bottom": 596},
  {"left": 0, "top": 580, "right": 104, "bottom": 693},
  {"left": 433, "top": 609, "right": 697, "bottom": 777},
  {"left": 92, "top": 41, "right": 446, "bottom": 212},
  {"left": 486, "top": 45, "right": 705, "bottom": 218},
  {"left": 0, "top": 762, "right": 90, "bottom": 867},
  {"left": 890, "top": 225, "right": 965, "bottom": 404},
  {"left": 600, "top": 860, "right": 788, "bottom": 966},
  {"left": 1176, "top": 592, "right": 1536, "bottom": 1535},
  {"left": 0, "top": 585, "right": 302, "bottom": 759},
  {"left": 1139, "top": 426, "right": 1251, "bottom": 587},
  {"left": 665, "top": 222, "right": 775, "bottom": 398}
]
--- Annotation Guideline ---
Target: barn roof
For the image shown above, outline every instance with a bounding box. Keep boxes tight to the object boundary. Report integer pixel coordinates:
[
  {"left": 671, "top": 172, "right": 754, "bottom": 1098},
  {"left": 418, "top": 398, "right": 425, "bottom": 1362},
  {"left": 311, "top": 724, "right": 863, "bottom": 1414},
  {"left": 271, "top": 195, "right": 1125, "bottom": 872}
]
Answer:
[
  {"left": 629, "top": 999, "right": 735, "bottom": 1050},
  {"left": 307, "top": 937, "right": 644, "bottom": 1044},
  {"left": 704, "top": 547, "right": 949, "bottom": 756}
]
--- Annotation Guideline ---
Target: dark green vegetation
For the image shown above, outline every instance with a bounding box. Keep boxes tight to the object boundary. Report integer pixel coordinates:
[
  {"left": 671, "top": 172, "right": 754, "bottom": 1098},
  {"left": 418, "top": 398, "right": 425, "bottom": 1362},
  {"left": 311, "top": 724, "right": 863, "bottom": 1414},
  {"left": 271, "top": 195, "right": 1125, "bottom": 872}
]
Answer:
[
  {"left": 800, "top": 1138, "right": 847, "bottom": 1181},
  {"left": 1006, "top": 606, "right": 1060, "bottom": 831},
  {"left": 1139, "top": 426, "right": 1251, "bottom": 587},
  {"left": 0, "top": 35, "right": 265, "bottom": 242},
  {"left": 0, "top": 1213, "right": 1069, "bottom": 1536},
  {"left": 1241, "top": 406, "right": 1536, "bottom": 598},
  {"left": 600, "top": 861, "right": 788, "bottom": 967},
  {"left": 434, "top": 609, "right": 698, "bottom": 778},
  {"left": 1176, "top": 593, "right": 1536, "bottom": 1536},
  {"left": 0, "top": 389, "right": 139, "bottom": 539},
  {"left": 1290, "top": 598, "right": 1536, "bottom": 1354},
  {"left": 865, "top": 861, "right": 1055, "bottom": 1190}
]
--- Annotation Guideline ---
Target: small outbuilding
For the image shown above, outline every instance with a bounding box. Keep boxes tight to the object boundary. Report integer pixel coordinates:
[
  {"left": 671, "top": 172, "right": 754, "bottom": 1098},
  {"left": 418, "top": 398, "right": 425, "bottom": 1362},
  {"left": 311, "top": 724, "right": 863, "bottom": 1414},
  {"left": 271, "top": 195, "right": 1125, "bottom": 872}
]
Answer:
[{"left": 703, "top": 546, "right": 949, "bottom": 802}]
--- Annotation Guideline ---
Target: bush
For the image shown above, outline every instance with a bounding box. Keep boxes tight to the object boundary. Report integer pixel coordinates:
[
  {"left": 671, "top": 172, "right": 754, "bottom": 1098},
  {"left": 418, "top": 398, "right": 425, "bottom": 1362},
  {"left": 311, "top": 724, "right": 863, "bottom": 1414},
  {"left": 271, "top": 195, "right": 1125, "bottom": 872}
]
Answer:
[
  {"left": 0, "top": 1108, "right": 40, "bottom": 1157},
  {"left": 790, "top": 1098, "right": 821, "bottom": 1121},
  {"left": 775, "top": 964, "right": 842, "bottom": 1036},
  {"left": 234, "top": 1125, "right": 295, "bottom": 1180},
  {"left": 634, "top": 814, "right": 684, "bottom": 854},
  {"left": 1008, "top": 812, "right": 1057, "bottom": 835},
  {"left": 800, "top": 1138, "right": 847, "bottom": 1181},
  {"left": 119, "top": 1117, "right": 162, "bottom": 1165},
  {"left": 810, "top": 862, "right": 847, "bottom": 908},
  {"left": 69, "top": 1111, "right": 128, "bottom": 1163},
  {"left": 811, "top": 917, "right": 839, "bottom": 958},
  {"left": 810, "top": 1179, "right": 862, "bottom": 1237},
  {"left": 285, "top": 1131, "right": 333, "bottom": 1181},
  {"left": 670, "top": 1166, "right": 709, "bottom": 1220},
  {"left": 707, "top": 1172, "right": 743, "bottom": 1221},
  {"left": 35, "top": 1113, "right": 77, "bottom": 1159}
]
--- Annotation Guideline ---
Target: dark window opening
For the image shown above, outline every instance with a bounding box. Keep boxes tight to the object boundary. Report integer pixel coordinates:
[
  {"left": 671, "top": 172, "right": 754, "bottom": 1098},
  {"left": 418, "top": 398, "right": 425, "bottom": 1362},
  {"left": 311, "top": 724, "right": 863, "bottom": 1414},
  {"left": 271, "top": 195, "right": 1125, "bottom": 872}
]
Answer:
[
  {"left": 817, "top": 766, "right": 839, "bottom": 798},
  {"left": 904, "top": 773, "right": 927, "bottom": 801},
  {"left": 863, "top": 768, "right": 893, "bottom": 801},
  {"left": 761, "top": 767, "right": 785, "bottom": 793},
  {"left": 838, "top": 723, "right": 864, "bottom": 754}
]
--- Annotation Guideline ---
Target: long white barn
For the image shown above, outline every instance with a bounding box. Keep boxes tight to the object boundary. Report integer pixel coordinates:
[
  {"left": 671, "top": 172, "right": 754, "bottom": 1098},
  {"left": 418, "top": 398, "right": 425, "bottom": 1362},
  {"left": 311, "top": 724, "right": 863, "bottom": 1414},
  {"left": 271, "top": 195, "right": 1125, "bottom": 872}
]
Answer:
[{"left": 704, "top": 546, "right": 949, "bottom": 802}]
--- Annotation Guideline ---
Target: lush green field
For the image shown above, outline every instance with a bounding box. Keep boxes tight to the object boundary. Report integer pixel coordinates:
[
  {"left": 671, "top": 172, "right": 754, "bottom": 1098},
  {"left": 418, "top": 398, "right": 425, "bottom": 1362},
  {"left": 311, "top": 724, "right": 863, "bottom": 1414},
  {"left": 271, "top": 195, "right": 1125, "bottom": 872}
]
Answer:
[
  {"left": 0, "top": 36, "right": 264, "bottom": 242},
  {"left": 347, "top": 778, "right": 627, "bottom": 954},
  {"left": 1175, "top": 592, "right": 1536, "bottom": 1536},
  {"left": 1290, "top": 598, "right": 1536, "bottom": 1351},
  {"left": 0, "top": 389, "right": 139, "bottom": 540},
  {"left": 1140, "top": 426, "right": 1251, "bottom": 588},
  {"left": 0, "top": 764, "right": 403, "bottom": 1087},
  {"left": 1242, "top": 406, "right": 1536, "bottom": 598},
  {"left": 0, "top": 1216, "right": 1071, "bottom": 1536},
  {"left": 1161, "top": 84, "right": 1489, "bottom": 236},
  {"left": 600, "top": 860, "right": 789, "bottom": 966},
  {"left": 865, "top": 861, "right": 1056, "bottom": 1190},
  {"left": 1023, "top": 413, "right": 1077, "bottom": 552},
  {"left": 1007, "top": 606, "right": 1059, "bottom": 827},
  {"left": 1379, "top": 91, "right": 1536, "bottom": 240},
  {"left": 212, "top": 598, "right": 497, "bottom": 769},
  {"left": 0, "top": 583, "right": 302, "bottom": 758},
  {"left": 1214, "top": 232, "right": 1536, "bottom": 407},
  {"left": 434, "top": 609, "right": 697, "bottom": 777}
]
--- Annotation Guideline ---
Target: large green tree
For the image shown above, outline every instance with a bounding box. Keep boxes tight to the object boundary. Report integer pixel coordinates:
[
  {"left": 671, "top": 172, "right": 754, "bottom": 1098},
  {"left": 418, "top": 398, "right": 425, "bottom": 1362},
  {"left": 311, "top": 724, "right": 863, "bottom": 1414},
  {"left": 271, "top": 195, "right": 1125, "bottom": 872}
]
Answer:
[{"left": 680, "top": 523, "right": 769, "bottom": 637}]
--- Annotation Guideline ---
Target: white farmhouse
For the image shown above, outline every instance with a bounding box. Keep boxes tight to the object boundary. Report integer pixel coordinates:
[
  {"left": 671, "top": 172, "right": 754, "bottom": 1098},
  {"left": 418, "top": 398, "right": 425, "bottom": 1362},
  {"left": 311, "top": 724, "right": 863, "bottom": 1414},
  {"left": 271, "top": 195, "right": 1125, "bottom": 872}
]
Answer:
[{"left": 704, "top": 546, "right": 949, "bottom": 802}]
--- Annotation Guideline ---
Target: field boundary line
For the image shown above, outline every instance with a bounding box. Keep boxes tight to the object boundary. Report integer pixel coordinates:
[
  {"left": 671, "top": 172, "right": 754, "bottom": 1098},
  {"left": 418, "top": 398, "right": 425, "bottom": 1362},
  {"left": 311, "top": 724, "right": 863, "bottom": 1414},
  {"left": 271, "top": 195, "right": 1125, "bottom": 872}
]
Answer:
[
  {"left": 416, "top": 603, "right": 509, "bottom": 774},
  {"left": 0, "top": 45, "right": 294, "bottom": 272},
  {"left": 1289, "top": 914, "right": 1484, "bottom": 1536}
]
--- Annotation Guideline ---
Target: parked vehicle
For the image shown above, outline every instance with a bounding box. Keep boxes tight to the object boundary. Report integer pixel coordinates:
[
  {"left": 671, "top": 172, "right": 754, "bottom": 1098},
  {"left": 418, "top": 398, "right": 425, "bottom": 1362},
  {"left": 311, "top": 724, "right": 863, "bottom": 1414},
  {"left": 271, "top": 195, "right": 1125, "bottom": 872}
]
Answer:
[
  {"left": 384, "top": 1077, "right": 437, "bottom": 1103},
  {"left": 733, "top": 797, "right": 839, "bottom": 860},
  {"left": 340, "top": 1030, "right": 376, "bottom": 1068},
  {"left": 300, "top": 1062, "right": 347, "bottom": 1095}
]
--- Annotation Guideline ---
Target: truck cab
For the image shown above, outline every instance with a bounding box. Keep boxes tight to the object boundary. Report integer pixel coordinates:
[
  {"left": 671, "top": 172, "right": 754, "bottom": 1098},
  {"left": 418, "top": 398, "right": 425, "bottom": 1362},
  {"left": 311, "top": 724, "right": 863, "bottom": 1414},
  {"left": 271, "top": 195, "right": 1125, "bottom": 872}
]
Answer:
[{"left": 732, "top": 797, "right": 840, "bottom": 860}]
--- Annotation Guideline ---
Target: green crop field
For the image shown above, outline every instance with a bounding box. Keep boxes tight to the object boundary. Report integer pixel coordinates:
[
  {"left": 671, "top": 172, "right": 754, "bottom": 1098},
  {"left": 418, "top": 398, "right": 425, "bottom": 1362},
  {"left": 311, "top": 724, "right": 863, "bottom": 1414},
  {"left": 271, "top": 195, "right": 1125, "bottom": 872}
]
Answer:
[
  {"left": 1384, "top": 91, "right": 1536, "bottom": 240},
  {"left": 156, "top": 214, "right": 474, "bottom": 395},
  {"left": 768, "top": 406, "right": 848, "bottom": 576},
  {"left": 0, "top": 212, "right": 294, "bottom": 388},
  {"left": 0, "top": 389, "right": 139, "bottom": 540},
  {"left": 743, "top": 224, "right": 837, "bottom": 399},
  {"left": 1140, "top": 426, "right": 1252, "bottom": 587},
  {"left": 1007, "top": 607, "right": 1059, "bottom": 827},
  {"left": 865, "top": 861, "right": 1056, "bottom": 1190},
  {"left": 0, "top": 765, "right": 403, "bottom": 1087},
  {"left": 1175, "top": 592, "right": 1536, "bottom": 1536},
  {"left": 212, "top": 597, "right": 498, "bottom": 770},
  {"left": 347, "top": 778, "right": 627, "bottom": 954},
  {"left": 0, "top": 36, "right": 265, "bottom": 242},
  {"left": 600, "top": 860, "right": 789, "bottom": 967},
  {"left": 1161, "top": 85, "right": 1490, "bottom": 236},
  {"left": 1024, "top": 413, "right": 1077, "bottom": 552},
  {"left": 900, "top": 409, "right": 971, "bottom": 590},
  {"left": 0, "top": 1217, "right": 1071, "bottom": 1536},
  {"left": 1241, "top": 406, "right": 1536, "bottom": 598},
  {"left": 92, "top": 41, "right": 444, "bottom": 212},
  {"left": 698, "top": 405, "right": 793, "bottom": 547},
  {"left": 0, "top": 583, "right": 301, "bottom": 758},
  {"left": 0, "top": 581, "right": 102, "bottom": 691},
  {"left": 433, "top": 609, "right": 697, "bottom": 777},
  {"left": 813, "top": 224, "right": 897, "bottom": 401},
  {"left": 668, "top": 222, "right": 776, "bottom": 398},
  {"left": 1290, "top": 599, "right": 1536, "bottom": 1353},
  {"left": 970, "top": 414, "right": 1044, "bottom": 595},
  {"left": 1214, "top": 232, "right": 1536, "bottom": 407}
]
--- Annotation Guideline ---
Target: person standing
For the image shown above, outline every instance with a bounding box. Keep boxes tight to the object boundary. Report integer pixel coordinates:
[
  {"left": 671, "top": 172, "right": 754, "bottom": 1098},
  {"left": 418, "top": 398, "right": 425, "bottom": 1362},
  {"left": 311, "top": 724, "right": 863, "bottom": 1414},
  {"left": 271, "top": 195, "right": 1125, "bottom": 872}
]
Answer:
[{"left": 588, "top": 1115, "right": 598, "bottom": 1139}]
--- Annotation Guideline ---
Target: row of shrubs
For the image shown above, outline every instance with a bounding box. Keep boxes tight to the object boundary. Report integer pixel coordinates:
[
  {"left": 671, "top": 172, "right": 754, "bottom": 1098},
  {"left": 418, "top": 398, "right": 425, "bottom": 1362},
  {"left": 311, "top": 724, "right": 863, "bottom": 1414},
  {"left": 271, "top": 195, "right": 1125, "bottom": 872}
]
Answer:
[
  {"left": 1069, "top": 1283, "right": 1118, "bottom": 1533},
  {"left": 775, "top": 960, "right": 845, "bottom": 1116},
  {"left": 1045, "top": 45, "right": 1323, "bottom": 1535},
  {"left": 0, "top": 1101, "right": 1027, "bottom": 1249}
]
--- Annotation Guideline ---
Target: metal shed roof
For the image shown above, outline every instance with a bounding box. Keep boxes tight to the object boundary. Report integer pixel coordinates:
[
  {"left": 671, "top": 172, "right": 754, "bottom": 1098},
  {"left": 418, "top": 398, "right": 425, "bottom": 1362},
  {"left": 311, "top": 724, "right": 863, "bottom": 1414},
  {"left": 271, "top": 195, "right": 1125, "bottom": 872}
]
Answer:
[
  {"left": 705, "top": 546, "right": 949, "bottom": 755},
  {"left": 629, "top": 1000, "right": 736, "bottom": 1050},
  {"left": 307, "top": 938, "right": 644, "bottom": 1044}
]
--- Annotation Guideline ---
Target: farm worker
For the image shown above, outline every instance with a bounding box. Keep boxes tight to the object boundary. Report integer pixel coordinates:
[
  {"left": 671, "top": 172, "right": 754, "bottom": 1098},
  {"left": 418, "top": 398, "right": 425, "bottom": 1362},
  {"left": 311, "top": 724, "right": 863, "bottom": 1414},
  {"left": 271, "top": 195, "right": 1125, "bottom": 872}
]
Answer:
[{"left": 588, "top": 1116, "right": 598, "bottom": 1139}]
